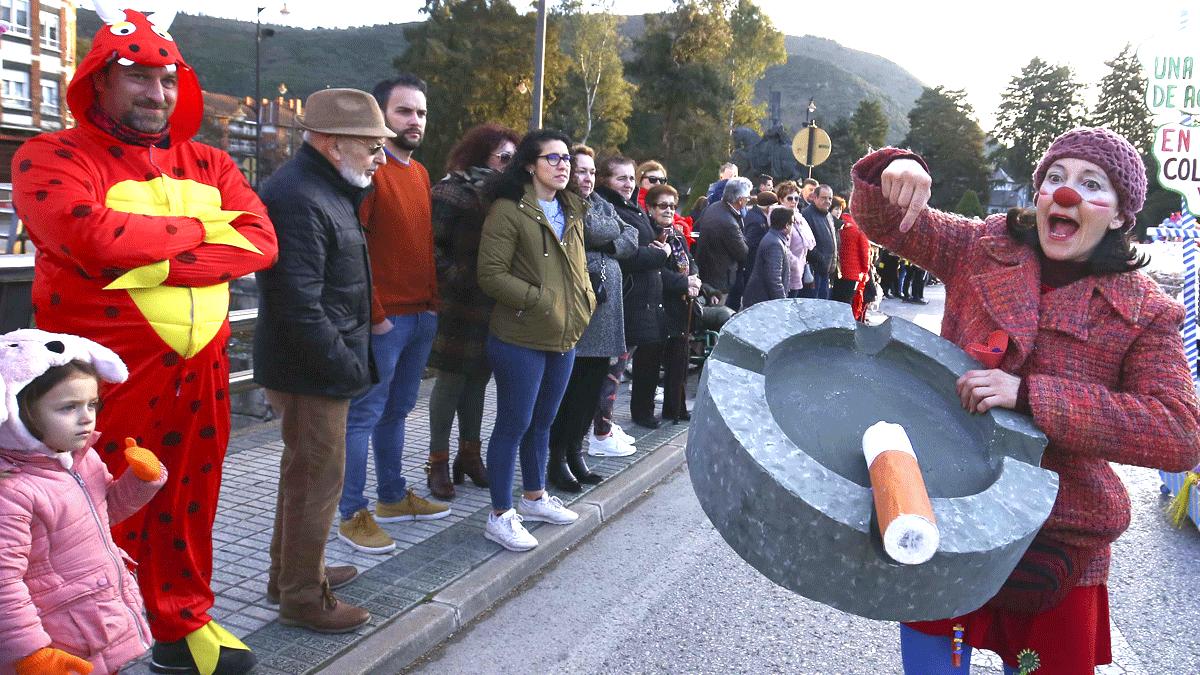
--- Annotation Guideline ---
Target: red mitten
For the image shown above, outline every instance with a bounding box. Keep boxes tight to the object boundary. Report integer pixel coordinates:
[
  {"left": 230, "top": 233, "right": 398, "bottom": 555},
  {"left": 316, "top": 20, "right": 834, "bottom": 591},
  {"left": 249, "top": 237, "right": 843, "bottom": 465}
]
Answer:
[
  {"left": 964, "top": 330, "right": 1008, "bottom": 369},
  {"left": 123, "top": 437, "right": 162, "bottom": 482},
  {"left": 14, "top": 647, "right": 94, "bottom": 675}
]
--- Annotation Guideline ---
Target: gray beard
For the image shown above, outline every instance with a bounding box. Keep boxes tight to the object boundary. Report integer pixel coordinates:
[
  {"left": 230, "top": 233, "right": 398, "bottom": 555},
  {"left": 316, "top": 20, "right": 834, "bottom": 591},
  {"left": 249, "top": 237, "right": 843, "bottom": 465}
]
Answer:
[{"left": 339, "top": 164, "right": 373, "bottom": 189}]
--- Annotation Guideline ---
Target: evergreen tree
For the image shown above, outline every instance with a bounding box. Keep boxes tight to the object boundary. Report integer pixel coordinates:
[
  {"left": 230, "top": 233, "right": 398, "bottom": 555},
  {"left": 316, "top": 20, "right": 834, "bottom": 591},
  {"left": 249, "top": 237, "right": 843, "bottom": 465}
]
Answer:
[
  {"left": 992, "top": 57, "right": 1084, "bottom": 184},
  {"left": 1091, "top": 43, "right": 1154, "bottom": 154},
  {"left": 903, "top": 86, "right": 990, "bottom": 210},
  {"left": 954, "top": 190, "right": 985, "bottom": 219},
  {"left": 398, "top": 0, "right": 570, "bottom": 172},
  {"left": 549, "top": 0, "right": 634, "bottom": 152},
  {"left": 723, "top": 0, "right": 786, "bottom": 142},
  {"left": 850, "top": 98, "right": 888, "bottom": 158}
]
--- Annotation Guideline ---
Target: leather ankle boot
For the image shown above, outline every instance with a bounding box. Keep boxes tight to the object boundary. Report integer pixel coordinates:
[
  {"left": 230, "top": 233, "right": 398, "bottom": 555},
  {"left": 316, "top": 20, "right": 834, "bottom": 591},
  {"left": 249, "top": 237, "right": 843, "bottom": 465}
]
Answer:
[
  {"left": 566, "top": 439, "right": 603, "bottom": 484},
  {"left": 426, "top": 450, "right": 455, "bottom": 500},
  {"left": 453, "top": 439, "right": 489, "bottom": 487},
  {"left": 547, "top": 445, "right": 581, "bottom": 492}
]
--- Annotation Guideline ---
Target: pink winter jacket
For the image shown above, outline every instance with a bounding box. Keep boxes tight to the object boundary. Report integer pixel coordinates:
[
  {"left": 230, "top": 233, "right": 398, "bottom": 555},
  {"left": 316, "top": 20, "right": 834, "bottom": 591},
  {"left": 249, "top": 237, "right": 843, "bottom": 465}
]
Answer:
[{"left": 0, "top": 435, "right": 165, "bottom": 675}]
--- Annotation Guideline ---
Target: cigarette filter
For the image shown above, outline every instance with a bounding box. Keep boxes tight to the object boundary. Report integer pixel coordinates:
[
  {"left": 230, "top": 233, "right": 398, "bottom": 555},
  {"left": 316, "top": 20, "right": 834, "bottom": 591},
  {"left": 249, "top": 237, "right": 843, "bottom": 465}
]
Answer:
[{"left": 862, "top": 421, "right": 939, "bottom": 564}]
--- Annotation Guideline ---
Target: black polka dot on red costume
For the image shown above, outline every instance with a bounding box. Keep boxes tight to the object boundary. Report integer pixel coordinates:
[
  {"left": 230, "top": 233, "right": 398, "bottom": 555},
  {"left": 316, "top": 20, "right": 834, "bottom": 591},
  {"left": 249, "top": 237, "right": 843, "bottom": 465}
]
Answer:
[
  {"left": 114, "top": 226, "right": 125, "bottom": 238},
  {"left": 162, "top": 431, "right": 183, "bottom": 446},
  {"left": 148, "top": 397, "right": 158, "bottom": 409},
  {"left": 18, "top": 159, "right": 31, "bottom": 172},
  {"left": 48, "top": 179, "right": 61, "bottom": 185},
  {"left": 196, "top": 159, "right": 209, "bottom": 169},
  {"left": 35, "top": 190, "right": 47, "bottom": 201},
  {"left": 158, "top": 512, "right": 173, "bottom": 524},
  {"left": 166, "top": 224, "right": 178, "bottom": 234},
  {"left": 129, "top": 44, "right": 140, "bottom": 52},
  {"left": 201, "top": 462, "right": 213, "bottom": 474},
  {"left": 153, "top": 420, "right": 161, "bottom": 428},
  {"left": 144, "top": 173, "right": 156, "bottom": 182},
  {"left": 219, "top": 272, "right": 232, "bottom": 281},
  {"left": 159, "top": 48, "right": 169, "bottom": 57},
  {"left": 176, "top": 251, "right": 197, "bottom": 264},
  {"left": 189, "top": 400, "right": 202, "bottom": 412},
  {"left": 172, "top": 167, "right": 185, "bottom": 178},
  {"left": 141, "top": 529, "right": 149, "bottom": 540},
  {"left": 104, "top": 440, "right": 118, "bottom": 454},
  {"left": 180, "top": 569, "right": 192, "bottom": 579},
  {"left": 181, "top": 476, "right": 190, "bottom": 485},
  {"left": 54, "top": 149, "right": 73, "bottom": 159},
  {"left": 199, "top": 426, "right": 216, "bottom": 439},
  {"left": 136, "top": 436, "right": 144, "bottom": 445},
  {"left": 50, "top": 294, "right": 61, "bottom": 305},
  {"left": 180, "top": 608, "right": 193, "bottom": 620},
  {"left": 104, "top": 306, "right": 119, "bottom": 318},
  {"left": 187, "top": 501, "right": 200, "bottom": 514},
  {"left": 108, "top": 146, "right": 124, "bottom": 158},
  {"left": 163, "top": 353, "right": 179, "bottom": 367},
  {"left": 72, "top": 205, "right": 91, "bottom": 218},
  {"left": 125, "top": 531, "right": 137, "bottom": 541},
  {"left": 161, "top": 583, "right": 172, "bottom": 592},
  {"left": 184, "top": 372, "right": 196, "bottom": 383},
  {"left": 172, "top": 538, "right": 186, "bottom": 551},
  {"left": 75, "top": 267, "right": 92, "bottom": 279},
  {"left": 216, "top": 389, "right": 226, "bottom": 401},
  {"left": 101, "top": 268, "right": 123, "bottom": 278},
  {"left": 60, "top": 139, "right": 76, "bottom": 148}
]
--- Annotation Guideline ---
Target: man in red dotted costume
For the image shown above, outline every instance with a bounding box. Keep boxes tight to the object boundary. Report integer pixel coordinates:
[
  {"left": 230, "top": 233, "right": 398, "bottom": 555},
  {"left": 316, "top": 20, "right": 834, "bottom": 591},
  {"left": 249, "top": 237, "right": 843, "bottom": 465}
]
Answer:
[{"left": 10, "top": 5, "right": 276, "bottom": 675}]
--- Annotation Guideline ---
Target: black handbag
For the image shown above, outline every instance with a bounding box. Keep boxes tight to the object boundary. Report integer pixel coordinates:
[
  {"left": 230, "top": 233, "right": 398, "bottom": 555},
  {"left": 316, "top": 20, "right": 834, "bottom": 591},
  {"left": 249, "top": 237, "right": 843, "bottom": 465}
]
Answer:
[
  {"left": 589, "top": 258, "right": 608, "bottom": 305},
  {"left": 831, "top": 278, "right": 858, "bottom": 304}
]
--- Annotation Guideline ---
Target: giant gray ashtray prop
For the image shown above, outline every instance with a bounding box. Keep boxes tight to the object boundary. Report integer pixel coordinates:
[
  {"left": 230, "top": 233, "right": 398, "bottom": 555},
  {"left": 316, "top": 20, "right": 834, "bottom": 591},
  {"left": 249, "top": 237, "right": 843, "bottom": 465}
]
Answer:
[{"left": 686, "top": 299, "right": 1059, "bottom": 622}]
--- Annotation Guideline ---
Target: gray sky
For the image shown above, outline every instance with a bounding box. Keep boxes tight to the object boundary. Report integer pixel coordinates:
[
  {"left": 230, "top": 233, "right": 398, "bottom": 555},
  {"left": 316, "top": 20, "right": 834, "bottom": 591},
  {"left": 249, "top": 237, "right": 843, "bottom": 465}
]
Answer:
[{"left": 104, "top": 0, "right": 1195, "bottom": 130}]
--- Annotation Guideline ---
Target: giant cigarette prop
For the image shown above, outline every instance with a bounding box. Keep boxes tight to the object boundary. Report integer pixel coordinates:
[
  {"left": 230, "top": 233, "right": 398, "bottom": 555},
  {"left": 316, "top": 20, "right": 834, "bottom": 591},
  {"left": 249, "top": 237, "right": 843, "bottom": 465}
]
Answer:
[{"left": 862, "top": 421, "right": 939, "bottom": 564}]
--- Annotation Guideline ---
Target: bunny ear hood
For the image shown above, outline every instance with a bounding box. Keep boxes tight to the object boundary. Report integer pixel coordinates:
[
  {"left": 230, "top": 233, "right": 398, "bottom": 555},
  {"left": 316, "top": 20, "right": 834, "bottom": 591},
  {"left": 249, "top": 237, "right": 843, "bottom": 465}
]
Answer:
[
  {"left": 0, "top": 329, "right": 127, "bottom": 455},
  {"left": 68, "top": 2, "right": 203, "bottom": 143}
]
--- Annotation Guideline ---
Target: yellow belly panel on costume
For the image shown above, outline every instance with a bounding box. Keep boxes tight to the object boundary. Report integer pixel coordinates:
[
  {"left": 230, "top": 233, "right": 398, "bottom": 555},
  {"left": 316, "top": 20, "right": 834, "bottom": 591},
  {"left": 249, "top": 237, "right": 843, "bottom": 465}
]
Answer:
[{"left": 102, "top": 176, "right": 259, "bottom": 359}]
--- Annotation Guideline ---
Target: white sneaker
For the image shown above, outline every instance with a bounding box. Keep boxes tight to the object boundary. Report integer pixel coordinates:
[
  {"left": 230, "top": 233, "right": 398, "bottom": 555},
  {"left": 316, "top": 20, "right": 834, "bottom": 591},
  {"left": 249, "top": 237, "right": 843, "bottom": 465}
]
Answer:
[
  {"left": 588, "top": 432, "right": 636, "bottom": 457},
  {"left": 610, "top": 423, "right": 635, "bottom": 445},
  {"left": 654, "top": 387, "right": 664, "bottom": 404},
  {"left": 484, "top": 509, "right": 538, "bottom": 551},
  {"left": 516, "top": 493, "right": 579, "bottom": 524}
]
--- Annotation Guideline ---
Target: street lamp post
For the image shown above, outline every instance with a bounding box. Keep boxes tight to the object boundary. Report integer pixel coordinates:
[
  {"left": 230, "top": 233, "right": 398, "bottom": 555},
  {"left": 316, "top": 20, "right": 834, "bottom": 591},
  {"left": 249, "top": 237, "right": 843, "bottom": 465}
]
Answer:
[
  {"left": 805, "top": 97, "right": 817, "bottom": 178},
  {"left": 254, "top": 5, "right": 288, "bottom": 187}
]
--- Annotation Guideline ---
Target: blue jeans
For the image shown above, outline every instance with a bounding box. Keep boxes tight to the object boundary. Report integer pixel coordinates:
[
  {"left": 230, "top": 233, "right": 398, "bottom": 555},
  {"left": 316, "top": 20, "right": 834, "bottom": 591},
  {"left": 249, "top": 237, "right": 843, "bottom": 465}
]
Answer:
[
  {"left": 811, "top": 267, "right": 831, "bottom": 300},
  {"left": 340, "top": 311, "right": 437, "bottom": 520},
  {"left": 485, "top": 334, "right": 575, "bottom": 511},
  {"left": 900, "top": 625, "right": 1018, "bottom": 675}
]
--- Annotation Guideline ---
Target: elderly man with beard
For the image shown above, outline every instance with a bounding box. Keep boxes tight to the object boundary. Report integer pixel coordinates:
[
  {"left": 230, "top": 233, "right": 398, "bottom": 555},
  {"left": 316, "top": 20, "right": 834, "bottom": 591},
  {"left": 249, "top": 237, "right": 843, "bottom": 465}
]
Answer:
[
  {"left": 335, "top": 73, "right": 450, "bottom": 558},
  {"left": 253, "top": 88, "right": 392, "bottom": 633}
]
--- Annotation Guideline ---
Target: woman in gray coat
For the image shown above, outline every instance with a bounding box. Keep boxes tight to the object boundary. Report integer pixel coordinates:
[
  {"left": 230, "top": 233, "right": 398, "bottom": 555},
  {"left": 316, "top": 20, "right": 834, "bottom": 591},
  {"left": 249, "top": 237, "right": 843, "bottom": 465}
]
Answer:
[
  {"left": 547, "top": 144, "right": 638, "bottom": 491},
  {"left": 742, "top": 207, "right": 793, "bottom": 308}
]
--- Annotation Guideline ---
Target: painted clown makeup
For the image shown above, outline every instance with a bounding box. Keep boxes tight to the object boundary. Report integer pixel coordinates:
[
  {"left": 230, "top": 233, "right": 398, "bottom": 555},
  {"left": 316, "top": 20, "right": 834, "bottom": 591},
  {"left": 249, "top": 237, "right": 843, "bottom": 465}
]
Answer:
[{"left": 1035, "top": 158, "right": 1124, "bottom": 263}]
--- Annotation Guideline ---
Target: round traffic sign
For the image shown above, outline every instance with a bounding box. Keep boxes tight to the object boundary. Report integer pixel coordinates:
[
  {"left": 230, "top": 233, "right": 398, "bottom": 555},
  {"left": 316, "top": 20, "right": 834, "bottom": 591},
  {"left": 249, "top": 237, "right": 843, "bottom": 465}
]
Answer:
[{"left": 792, "top": 126, "right": 832, "bottom": 167}]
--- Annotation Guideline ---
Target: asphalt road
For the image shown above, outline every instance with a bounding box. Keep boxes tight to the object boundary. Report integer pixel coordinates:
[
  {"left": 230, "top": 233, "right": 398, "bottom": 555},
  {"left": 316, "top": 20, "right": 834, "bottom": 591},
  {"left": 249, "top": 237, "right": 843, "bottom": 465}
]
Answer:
[{"left": 403, "top": 288, "right": 1200, "bottom": 675}]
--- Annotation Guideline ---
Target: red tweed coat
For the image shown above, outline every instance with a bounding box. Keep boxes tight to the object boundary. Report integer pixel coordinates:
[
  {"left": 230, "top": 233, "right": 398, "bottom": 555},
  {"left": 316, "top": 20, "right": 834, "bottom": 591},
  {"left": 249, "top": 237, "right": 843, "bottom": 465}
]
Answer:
[{"left": 851, "top": 149, "right": 1200, "bottom": 586}]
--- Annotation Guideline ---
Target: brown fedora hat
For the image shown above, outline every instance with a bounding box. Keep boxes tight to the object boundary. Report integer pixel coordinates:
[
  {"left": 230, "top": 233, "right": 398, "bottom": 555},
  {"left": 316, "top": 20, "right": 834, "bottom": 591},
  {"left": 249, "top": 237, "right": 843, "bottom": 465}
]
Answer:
[{"left": 298, "top": 88, "right": 396, "bottom": 138}]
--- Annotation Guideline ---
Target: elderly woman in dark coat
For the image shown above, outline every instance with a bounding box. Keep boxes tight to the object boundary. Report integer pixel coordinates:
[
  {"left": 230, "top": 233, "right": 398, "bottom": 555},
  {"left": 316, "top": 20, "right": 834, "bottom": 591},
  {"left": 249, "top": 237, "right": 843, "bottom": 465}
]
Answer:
[
  {"left": 424, "top": 124, "right": 520, "bottom": 500},
  {"left": 742, "top": 206, "right": 793, "bottom": 308},
  {"left": 594, "top": 155, "right": 672, "bottom": 430},
  {"left": 546, "top": 145, "right": 639, "bottom": 491}
]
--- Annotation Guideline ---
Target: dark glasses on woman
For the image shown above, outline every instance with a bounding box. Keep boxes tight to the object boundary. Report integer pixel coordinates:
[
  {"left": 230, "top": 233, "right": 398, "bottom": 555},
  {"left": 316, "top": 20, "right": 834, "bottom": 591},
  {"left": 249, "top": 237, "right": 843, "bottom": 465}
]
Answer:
[{"left": 644, "top": 176, "right": 667, "bottom": 185}]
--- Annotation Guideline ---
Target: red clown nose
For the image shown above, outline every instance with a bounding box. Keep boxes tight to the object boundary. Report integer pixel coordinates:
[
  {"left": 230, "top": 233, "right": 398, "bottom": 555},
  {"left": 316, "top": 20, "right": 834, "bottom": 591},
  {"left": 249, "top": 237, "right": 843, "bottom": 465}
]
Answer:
[{"left": 1053, "top": 186, "right": 1082, "bottom": 207}]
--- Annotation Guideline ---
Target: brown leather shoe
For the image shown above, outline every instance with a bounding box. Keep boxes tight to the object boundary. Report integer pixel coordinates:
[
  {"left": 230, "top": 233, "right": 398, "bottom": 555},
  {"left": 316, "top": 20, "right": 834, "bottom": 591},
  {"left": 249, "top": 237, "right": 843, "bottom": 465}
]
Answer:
[
  {"left": 266, "top": 565, "right": 358, "bottom": 604},
  {"left": 426, "top": 450, "right": 455, "bottom": 500},
  {"left": 279, "top": 588, "right": 370, "bottom": 634},
  {"left": 453, "top": 439, "right": 489, "bottom": 487}
]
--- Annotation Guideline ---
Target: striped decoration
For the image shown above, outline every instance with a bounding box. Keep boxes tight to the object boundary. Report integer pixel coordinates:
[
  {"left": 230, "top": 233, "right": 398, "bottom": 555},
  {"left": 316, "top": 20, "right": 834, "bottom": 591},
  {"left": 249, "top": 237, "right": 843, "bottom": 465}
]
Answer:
[{"left": 1149, "top": 198, "right": 1200, "bottom": 383}]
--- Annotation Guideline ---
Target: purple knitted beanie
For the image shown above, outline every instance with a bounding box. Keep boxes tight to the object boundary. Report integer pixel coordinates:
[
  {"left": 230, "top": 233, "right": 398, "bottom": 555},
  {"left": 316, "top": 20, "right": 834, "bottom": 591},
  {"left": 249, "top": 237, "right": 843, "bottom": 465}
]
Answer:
[{"left": 1032, "top": 127, "right": 1147, "bottom": 227}]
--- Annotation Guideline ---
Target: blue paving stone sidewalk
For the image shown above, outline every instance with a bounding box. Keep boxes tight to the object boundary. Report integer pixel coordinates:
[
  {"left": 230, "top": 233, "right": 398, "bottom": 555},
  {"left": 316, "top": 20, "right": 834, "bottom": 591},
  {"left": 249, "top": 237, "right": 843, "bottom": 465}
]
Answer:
[{"left": 120, "top": 373, "right": 691, "bottom": 675}]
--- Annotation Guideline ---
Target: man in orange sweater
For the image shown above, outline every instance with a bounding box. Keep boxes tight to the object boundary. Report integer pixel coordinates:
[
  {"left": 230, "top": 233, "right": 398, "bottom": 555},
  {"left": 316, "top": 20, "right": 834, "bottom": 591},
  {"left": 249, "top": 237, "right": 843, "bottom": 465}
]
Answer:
[{"left": 338, "top": 74, "right": 449, "bottom": 555}]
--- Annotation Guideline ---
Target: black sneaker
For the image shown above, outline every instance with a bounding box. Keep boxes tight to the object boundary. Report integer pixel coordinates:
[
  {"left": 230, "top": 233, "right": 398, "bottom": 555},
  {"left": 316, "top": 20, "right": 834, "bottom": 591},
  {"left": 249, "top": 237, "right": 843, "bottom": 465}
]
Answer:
[{"left": 150, "top": 638, "right": 256, "bottom": 675}]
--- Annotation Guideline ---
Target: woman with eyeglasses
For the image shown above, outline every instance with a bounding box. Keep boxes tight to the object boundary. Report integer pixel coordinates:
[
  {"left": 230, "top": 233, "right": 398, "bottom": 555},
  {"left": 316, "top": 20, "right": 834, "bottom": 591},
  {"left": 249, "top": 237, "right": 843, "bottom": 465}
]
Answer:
[
  {"left": 546, "top": 145, "right": 640, "bottom": 492},
  {"left": 476, "top": 129, "right": 594, "bottom": 552},
  {"left": 595, "top": 156, "right": 672, "bottom": 430},
  {"left": 423, "top": 124, "right": 520, "bottom": 500},
  {"left": 645, "top": 184, "right": 701, "bottom": 421},
  {"left": 636, "top": 160, "right": 695, "bottom": 249},
  {"left": 774, "top": 181, "right": 815, "bottom": 298}
]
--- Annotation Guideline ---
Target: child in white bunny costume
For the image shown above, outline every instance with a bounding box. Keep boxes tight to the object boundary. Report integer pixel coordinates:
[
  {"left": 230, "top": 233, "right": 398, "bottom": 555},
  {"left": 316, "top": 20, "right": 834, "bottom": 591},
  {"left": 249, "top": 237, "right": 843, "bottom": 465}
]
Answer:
[{"left": 0, "top": 329, "right": 166, "bottom": 675}]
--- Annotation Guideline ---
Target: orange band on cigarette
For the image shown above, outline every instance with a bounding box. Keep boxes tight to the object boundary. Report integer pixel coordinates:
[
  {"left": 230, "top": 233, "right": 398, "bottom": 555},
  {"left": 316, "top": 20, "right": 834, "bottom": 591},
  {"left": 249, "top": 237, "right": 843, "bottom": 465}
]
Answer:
[{"left": 869, "top": 449, "right": 936, "bottom": 533}]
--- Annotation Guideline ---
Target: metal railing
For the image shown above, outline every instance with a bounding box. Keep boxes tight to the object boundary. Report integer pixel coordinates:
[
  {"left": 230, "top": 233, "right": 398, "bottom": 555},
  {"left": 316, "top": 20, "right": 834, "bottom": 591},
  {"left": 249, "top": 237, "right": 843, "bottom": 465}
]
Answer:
[{"left": 0, "top": 253, "right": 263, "bottom": 393}]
